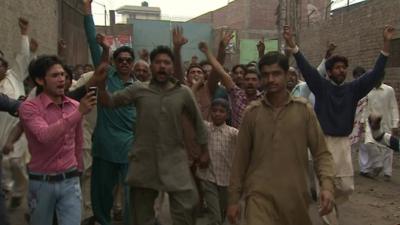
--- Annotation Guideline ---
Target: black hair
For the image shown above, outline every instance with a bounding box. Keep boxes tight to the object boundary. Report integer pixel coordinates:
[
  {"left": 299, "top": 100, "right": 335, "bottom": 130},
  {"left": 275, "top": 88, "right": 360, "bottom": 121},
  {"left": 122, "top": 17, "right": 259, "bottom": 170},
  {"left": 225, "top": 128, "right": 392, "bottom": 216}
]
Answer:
[
  {"left": 150, "top": 45, "right": 174, "bottom": 63},
  {"left": 258, "top": 51, "right": 289, "bottom": 72},
  {"left": 0, "top": 57, "right": 9, "bottom": 69},
  {"left": 244, "top": 68, "right": 259, "bottom": 79},
  {"left": 63, "top": 65, "right": 74, "bottom": 81},
  {"left": 232, "top": 64, "right": 247, "bottom": 74},
  {"left": 186, "top": 63, "right": 205, "bottom": 74},
  {"left": 199, "top": 60, "right": 211, "bottom": 67},
  {"left": 211, "top": 98, "right": 230, "bottom": 114},
  {"left": 29, "top": 55, "right": 64, "bottom": 81},
  {"left": 325, "top": 55, "right": 349, "bottom": 72},
  {"left": 113, "top": 46, "right": 135, "bottom": 61},
  {"left": 84, "top": 64, "right": 94, "bottom": 69},
  {"left": 352, "top": 66, "right": 366, "bottom": 79},
  {"left": 186, "top": 63, "right": 205, "bottom": 76}
]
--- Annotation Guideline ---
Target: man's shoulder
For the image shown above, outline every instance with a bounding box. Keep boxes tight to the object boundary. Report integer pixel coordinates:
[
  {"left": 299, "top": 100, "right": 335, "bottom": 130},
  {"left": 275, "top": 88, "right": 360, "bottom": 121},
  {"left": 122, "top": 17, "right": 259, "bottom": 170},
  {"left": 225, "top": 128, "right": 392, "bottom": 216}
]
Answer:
[
  {"left": 245, "top": 99, "right": 263, "bottom": 112},
  {"left": 291, "top": 96, "right": 314, "bottom": 111}
]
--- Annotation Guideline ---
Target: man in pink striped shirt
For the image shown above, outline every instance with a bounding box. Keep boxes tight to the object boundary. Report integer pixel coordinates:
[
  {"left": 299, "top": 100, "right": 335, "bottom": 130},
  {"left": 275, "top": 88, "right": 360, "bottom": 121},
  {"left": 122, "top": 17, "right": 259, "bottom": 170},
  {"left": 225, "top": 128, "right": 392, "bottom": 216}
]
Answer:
[{"left": 18, "top": 55, "right": 96, "bottom": 225}]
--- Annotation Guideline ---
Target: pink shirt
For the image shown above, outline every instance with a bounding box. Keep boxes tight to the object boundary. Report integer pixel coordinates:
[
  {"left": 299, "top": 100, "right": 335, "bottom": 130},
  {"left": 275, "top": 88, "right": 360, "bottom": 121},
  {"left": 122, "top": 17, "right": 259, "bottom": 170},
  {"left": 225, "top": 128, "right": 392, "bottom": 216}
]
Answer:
[{"left": 19, "top": 93, "right": 83, "bottom": 173}]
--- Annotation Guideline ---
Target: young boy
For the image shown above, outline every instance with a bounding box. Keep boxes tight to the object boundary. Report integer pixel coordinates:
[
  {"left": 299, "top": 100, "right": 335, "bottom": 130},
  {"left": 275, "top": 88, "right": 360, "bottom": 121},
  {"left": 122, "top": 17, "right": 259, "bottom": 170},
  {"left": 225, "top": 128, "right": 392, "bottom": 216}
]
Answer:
[{"left": 197, "top": 98, "right": 238, "bottom": 225}]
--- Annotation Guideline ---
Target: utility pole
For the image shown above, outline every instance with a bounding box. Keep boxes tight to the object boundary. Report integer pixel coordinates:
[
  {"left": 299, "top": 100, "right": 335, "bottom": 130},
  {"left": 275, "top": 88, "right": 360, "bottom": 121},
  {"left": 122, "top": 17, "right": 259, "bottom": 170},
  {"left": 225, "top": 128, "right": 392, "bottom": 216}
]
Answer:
[{"left": 93, "top": 0, "right": 107, "bottom": 34}]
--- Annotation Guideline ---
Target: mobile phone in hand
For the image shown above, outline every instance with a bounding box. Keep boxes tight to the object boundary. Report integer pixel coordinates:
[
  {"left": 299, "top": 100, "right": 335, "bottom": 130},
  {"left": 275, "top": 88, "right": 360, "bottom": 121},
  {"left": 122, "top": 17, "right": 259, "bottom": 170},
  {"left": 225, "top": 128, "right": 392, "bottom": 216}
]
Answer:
[{"left": 88, "top": 86, "right": 98, "bottom": 98}]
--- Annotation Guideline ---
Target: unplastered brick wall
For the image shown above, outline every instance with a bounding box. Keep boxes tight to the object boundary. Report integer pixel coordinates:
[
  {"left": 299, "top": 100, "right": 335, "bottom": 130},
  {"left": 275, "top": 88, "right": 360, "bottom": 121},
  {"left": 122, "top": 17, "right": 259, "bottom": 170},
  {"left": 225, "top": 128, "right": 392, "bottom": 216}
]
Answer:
[
  {"left": 298, "top": 0, "right": 400, "bottom": 105},
  {"left": 1, "top": 0, "right": 58, "bottom": 62}
]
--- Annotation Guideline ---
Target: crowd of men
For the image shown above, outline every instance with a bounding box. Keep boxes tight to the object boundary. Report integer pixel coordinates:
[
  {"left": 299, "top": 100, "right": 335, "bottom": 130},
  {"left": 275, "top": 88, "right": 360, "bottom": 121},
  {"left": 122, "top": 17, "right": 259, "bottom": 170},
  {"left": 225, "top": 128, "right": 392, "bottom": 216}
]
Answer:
[{"left": 0, "top": 1, "right": 398, "bottom": 225}]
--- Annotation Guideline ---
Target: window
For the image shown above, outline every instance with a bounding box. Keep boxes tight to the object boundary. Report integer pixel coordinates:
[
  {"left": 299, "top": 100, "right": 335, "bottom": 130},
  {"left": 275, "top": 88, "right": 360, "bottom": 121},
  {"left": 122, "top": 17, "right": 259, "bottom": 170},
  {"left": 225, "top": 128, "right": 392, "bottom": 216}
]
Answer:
[{"left": 331, "top": 0, "right": 367, "bottom": 10}]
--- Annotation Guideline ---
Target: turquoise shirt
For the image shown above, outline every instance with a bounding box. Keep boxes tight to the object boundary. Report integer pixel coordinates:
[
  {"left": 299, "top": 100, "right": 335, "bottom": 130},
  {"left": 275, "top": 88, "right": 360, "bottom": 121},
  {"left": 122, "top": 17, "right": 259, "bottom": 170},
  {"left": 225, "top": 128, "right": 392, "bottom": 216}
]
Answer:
[{"left": 85, "top": 15, "right": 136, "bottom": 163}]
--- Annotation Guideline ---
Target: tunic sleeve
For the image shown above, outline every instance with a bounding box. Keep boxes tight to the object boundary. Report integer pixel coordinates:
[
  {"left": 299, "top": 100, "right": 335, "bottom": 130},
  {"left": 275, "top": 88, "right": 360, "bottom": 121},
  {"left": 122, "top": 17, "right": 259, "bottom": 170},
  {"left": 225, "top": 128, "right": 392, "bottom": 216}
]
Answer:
[
  {"left": 228, "top": 108, "right": 254, "bottom": 204},
  {"left": 306, "top": 104, "right": 335, "bottom": 194}
]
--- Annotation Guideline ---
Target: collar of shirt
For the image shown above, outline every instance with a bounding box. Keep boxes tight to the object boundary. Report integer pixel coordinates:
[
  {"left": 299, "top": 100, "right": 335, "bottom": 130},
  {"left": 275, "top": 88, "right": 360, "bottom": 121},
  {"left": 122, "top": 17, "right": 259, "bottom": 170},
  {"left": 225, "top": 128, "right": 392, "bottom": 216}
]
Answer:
[
  {"left": 149, "top": 76, "right": 181, "bottom": 91},
  {"left": 39, "top": 93, "right": 73, "bottom": 109},
  {"left": 111, "top": 70, "right": 136, "bottom": 86},
  {"left": 328, "top": 77, "right": 345, "bottom": 86},
  {"left": 210, "top": 122, "right": 228, "bottom": 132},
  {"left": 261, "top": 91, "right": 293, "bottom": 108}
]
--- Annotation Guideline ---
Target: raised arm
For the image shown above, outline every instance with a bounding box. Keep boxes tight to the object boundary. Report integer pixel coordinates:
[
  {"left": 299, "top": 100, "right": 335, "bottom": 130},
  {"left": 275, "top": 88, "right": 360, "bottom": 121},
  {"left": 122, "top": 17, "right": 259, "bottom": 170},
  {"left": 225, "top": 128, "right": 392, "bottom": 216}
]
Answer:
[
  {"left": 256, "top": 37, "right": 265, "bottom": 59},
  {"left": 85, "top": 33, "right": 110, "bottom": 89},
  {"left": 208, "top": 31, "right": 234, "bottom": 96},
  {"left": 352, "top": 25, "right": 393, "bottom": 100},
  {"left": 172, "top": 26, "right": 188, "bottom": 83},
  {"left": 198, "top": 42, "right": 235, "bottom": 90},
  {"left": 83, "top": 0, "right": 102, "bottom": 67},
  {"left": 317, "top": 43, "right": 337, "bottom": 77},
  {"left": 283, "top": 25, "right": 325, "bottom": 96},
  {"left": 12, "top": 18, "right": 31, "bottom": 82}
]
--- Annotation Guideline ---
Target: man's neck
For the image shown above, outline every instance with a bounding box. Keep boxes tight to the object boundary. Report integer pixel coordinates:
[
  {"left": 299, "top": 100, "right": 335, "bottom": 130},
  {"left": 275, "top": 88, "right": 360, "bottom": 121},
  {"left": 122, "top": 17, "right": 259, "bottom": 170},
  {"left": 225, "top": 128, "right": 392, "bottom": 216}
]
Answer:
[
  {"left": 246, "top": 91, "right": 257, "bottom": 100},
  {"left": 118, "top": 73, "right": 131, "bottom": 82},
  {"left": 154, "top": 80, "right": 174, "bottom": 91},
  {"left": 44, "top": 91, "right": 63, "bottom": 105},
  {"left": 266, "top": 90, "right": 289, "bottom": 108}
]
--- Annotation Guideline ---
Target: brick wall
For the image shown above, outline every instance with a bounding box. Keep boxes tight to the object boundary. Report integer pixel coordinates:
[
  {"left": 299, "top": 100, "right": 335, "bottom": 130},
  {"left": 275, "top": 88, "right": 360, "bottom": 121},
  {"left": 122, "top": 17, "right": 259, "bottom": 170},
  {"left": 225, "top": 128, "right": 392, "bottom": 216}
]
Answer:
[
  {"left": 0, "top": 0, "right": 59, "bottom": 61},
  {"left": 298, "top": 0, "right": 400, "bottom": 104}
]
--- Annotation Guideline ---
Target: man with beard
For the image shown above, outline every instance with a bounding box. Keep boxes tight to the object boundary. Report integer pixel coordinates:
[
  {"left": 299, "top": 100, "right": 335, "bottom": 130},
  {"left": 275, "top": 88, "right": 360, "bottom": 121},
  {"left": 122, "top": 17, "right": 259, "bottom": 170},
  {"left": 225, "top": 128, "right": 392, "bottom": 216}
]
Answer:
[
  {"left": 83, "top": 1, "right": 137, "bottom": 224},
  {"left": 94, "top": 45, "right": 209, "bottom": 225},
  {"left": 283, "top": 25, "right": 394, "bottom": 225},
  {"left": 201, "top": 42, "right": 261, "bottom": 128}
]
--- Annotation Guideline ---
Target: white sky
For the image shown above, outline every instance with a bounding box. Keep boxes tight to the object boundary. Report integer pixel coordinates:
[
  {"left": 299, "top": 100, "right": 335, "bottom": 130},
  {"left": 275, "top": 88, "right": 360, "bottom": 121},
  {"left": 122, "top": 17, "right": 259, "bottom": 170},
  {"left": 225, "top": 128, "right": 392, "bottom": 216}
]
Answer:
[
  {"left": 92, "top": 0, "right": 367, "bottom": 25},
  {"left": 92, "top": 0, "right": 229, "bottom": 25}
]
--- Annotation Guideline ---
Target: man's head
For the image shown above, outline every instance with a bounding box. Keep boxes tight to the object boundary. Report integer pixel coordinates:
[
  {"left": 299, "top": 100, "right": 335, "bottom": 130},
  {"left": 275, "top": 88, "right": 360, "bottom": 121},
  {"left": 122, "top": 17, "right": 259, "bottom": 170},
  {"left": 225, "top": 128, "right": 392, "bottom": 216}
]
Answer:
[
  {"left": 74, "top": 64, "right": 84, "bottom": 80},
  {"left": 231, "top": 64, "right": 247, "bottom": 89},
  {"left": 29, "top": 55, "right": 66, "bottom": 98},
  {"left": 0, "top": 57, "right": 9, "bottom": 81},
  {"left": 150, "top": 45, "right": 174, "bottom": 84},
  {"left": 287, "top": 67, "right": 299, "bottom": 91},
  {"left": 186, "top": 64, "right": 205, "bottom": 86},
  {"left": 210, "top": 98, "right": 230, "bottom": 126},
  {"left": 243, "top": 68, "right": 260, "bottom": 96},
  {"left": 325, "top": 55, "right": 349, "bottom": 85},
  {"left": 83, "top": 64, "right": 94, "bottom": 73},
  {"left": 63, "top": 65, "right": 74, "bottom": 92},
  {"left": 352, "top": 66, "right": 366, "bottom": 79},
  {"left": 113, "top": 46, "right": 135, "bottom": 76},
  {"left": 133, "top": 60, "right": 150, "bottom": 82},
  {"left": 199, "top": 60, "right": 212, "bottom": 80},
  {"left": 258, "top": 52, "right": 289, "bottom": 94}
]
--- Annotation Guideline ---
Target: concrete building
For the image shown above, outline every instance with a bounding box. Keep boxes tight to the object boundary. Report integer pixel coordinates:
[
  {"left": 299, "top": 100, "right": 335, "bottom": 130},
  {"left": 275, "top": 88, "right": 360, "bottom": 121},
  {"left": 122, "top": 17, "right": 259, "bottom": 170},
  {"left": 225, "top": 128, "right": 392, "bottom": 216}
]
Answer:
[
  {"left": 116, "top": 1, "right": 161, "bottom": 23},
  {"left": 189, "top": 0, "right": 327, "bottom": 66}
]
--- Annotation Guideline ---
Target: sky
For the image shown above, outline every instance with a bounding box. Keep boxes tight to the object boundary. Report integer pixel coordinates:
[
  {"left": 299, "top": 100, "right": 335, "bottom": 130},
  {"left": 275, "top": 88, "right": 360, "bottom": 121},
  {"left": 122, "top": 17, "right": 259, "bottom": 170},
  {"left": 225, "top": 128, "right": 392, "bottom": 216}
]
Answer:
[
  {"left": 92, "top": 0, "right": 229, "bottom": 25},
  {"left": 92, "top": 0, "right": 367, "bottom": 25}
]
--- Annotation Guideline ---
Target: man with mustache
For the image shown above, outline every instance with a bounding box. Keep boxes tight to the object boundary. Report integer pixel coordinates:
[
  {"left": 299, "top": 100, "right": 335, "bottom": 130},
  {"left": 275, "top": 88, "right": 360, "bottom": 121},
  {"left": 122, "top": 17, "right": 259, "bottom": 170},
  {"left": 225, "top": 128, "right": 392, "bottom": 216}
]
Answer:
[
  {"left": 206, "top": 49, "right": 334, "bottom": 225},
  {"left": 93, "top": 45, "right": 209, "bottom": 225},
  {"left": 283, "top": 25, "right": 394, "bottom": 225},
  {"left": 83, "top": 1, "right": 137, "bottom": 224}
]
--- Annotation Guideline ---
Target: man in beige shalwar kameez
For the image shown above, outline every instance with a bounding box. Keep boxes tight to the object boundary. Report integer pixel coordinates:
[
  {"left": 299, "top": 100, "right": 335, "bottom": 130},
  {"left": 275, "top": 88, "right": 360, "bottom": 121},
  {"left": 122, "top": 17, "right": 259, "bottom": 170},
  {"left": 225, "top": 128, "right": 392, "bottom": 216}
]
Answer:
[{"left": 225, "top": 52, "right": 336, "bottom": 225}]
